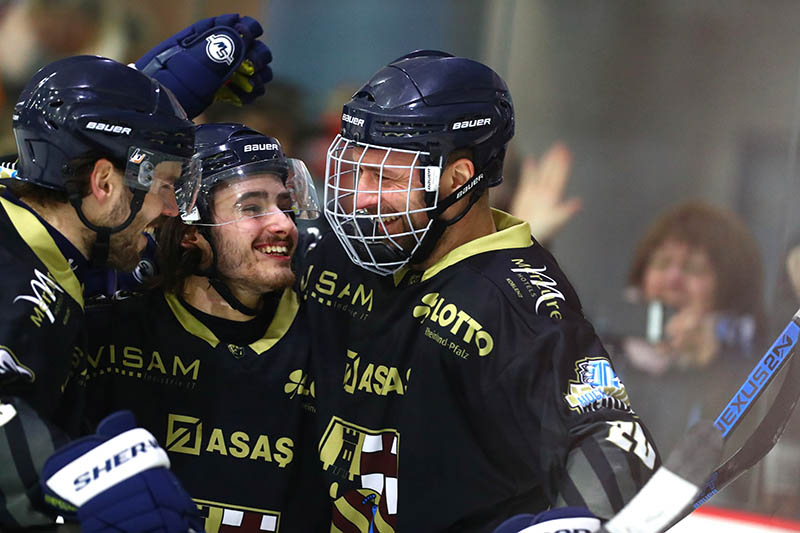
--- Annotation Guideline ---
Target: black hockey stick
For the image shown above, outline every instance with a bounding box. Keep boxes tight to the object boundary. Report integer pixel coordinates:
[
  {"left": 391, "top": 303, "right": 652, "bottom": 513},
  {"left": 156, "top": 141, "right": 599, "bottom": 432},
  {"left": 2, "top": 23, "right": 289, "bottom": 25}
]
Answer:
[{"left": 598, "top": 309, "right": 800, "bottom": 533}]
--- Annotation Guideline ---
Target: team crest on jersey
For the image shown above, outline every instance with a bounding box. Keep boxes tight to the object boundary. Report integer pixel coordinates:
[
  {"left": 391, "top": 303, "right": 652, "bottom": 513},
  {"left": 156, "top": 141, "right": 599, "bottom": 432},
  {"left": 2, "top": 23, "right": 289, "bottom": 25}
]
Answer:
[
  {"left": 206, "top": 33, "right": 236, "bottom": 65},
  {"left": 227, "top": 344, "right": 245, "bottom": 359},
  {"left": 0, "top": 346, "right": 34, "bottom": 383},
  {"left": 564, "top": 357, "right": 631, "bottom": 414},
  {"left": 193, "top": 499, "right": 281, "bottom": 532},
  {"left": 319, "top": 417, "right": 398, "bottom": 532}
]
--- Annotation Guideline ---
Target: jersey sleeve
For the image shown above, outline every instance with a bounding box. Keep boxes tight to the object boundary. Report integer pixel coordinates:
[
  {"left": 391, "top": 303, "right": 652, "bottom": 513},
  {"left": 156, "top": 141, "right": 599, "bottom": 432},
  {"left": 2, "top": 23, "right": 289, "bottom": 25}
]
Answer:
[
  {"left": 0, "top": 272, "right": 84, "bottom": 528},
  {"left": 469, "top": 283, "right": 660, "bottom": 521},
  {"left": 0, "top": 397, "right": 70, "bottom": 528}
]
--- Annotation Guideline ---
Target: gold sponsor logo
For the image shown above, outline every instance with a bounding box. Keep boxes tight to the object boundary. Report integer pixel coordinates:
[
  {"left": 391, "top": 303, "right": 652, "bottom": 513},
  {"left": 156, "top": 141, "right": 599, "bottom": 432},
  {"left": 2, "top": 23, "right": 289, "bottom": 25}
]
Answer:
[
  {"left": 166, "top": 413, "right": 294, "bottom": 467},
  {"left": 343, "top": 350, "right": 410, "bottom": 396},
  {"left": 412, "top": 292, "right": 494, "bottom": 357},
  {"left": 87, "top": 345, "right": 200, "bottom": 386},
  {"left": 166, "top": 413, "right": 203, "bottom": 455},
  {"left": 14, "top": 269, "right": 65, "bottom": 327},
  {"left": 509, "top": 259, "right": 565, "bottom": 319},
  {"left": 300, "top": 265, "right": 373, "bottom": 319},
  {"left": 284, "top": 369, "right": 315, "bottom": 399}
]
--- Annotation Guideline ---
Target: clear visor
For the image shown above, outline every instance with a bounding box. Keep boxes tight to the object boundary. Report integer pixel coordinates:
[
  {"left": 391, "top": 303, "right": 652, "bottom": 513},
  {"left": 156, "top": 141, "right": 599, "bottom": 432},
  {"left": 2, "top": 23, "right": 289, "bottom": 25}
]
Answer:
[
  {"left": 182, "top": 158, "right": 320, "bottom": 226},
  {"left": 124, "top": 146, "right": 201, "bottom": 217}
]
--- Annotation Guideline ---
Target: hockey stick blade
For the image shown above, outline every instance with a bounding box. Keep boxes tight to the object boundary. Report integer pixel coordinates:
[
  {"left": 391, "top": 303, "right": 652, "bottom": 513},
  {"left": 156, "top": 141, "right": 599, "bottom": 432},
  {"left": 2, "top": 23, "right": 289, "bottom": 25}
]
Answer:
[{"left": 598, "top": 420, "right": 723, "bottom": 533}]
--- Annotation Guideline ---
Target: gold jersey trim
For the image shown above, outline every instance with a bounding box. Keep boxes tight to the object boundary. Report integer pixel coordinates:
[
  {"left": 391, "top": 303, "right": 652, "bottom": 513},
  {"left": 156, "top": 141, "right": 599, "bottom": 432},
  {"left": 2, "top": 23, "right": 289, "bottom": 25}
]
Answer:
[
  {"left": 393, "top": 209, "right": 532, "bottom": 285},
  {"left": 0, "top": 195, "right": 84, "bottom": 309},
  {"left": 163, "top": 288, "right": 300, "bottom": 354}
]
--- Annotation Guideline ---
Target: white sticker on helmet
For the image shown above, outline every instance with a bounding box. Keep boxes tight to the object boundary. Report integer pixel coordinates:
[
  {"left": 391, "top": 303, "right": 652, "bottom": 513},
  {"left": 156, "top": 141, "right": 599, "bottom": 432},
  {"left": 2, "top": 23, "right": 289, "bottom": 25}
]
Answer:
[{"left": 424, "top": 166, "right": 440, "bottom": 192}]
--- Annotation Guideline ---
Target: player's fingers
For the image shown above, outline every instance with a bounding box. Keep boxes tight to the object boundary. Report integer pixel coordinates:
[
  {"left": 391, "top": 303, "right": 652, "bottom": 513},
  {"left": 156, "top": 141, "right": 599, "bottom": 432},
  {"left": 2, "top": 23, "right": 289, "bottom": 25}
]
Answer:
[
  {"left": 214, "top": 85, "right": 242, "bottom": 106},
  {"left": 228, "top": 71, "right": 254, "bottom": 94},
  {"left": 246, "top": 41, "right": 273, "bottom": 71},
  {"left": 538, "top": 142, "right": 572, "bottom": 193},
  {"left": 235, "top": 16, "right": 264, "bottom": 42},
  {"left": 213, "top": 13, "right": 240, "bottom": 28},
  {"left": 518, "top": 156, "right": 541, "bottom": 192}
]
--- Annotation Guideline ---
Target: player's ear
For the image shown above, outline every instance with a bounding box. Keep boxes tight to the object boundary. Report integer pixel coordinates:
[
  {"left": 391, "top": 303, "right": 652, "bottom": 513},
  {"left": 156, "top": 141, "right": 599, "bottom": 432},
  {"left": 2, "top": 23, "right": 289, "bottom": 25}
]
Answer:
[
  {"left": 181, "top": 226, "right": 205, "bottom": 249},
  {"left": 88, "top": 158, "right": 120, "bottom": 203},
  {"left": 181, "top": 226, "right": 213, "bottom": 268},
  {"left": 444, "top": 157, "right": 475, "bottom": 194}
]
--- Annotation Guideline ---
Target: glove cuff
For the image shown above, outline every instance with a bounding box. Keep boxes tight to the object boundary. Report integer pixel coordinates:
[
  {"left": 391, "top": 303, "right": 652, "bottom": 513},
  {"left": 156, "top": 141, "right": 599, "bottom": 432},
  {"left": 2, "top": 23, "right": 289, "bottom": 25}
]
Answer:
[{"left": 45, "top": 428, "right": 170, "bottom": 507}]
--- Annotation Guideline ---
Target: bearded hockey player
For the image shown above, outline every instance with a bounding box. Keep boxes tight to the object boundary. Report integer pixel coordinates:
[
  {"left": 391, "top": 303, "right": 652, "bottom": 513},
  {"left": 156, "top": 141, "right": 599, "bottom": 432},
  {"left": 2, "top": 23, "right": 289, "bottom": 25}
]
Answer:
[
  {"left": 297, "top": 50, "right": 661, "bottom": 531},
  {"left": 0, "top": 55, "right": 204, "bottom": 531},
  {"left": 84, "top": 123, "right": 329, "bottom": 532}
]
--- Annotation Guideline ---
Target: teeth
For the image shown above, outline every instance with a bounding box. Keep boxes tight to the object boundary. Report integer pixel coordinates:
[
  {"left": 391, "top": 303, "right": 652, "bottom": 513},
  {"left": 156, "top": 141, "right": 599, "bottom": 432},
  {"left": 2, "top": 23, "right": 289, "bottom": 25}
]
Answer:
[
  {"left": 379, "top": 215, "right": 400, "bottom": 224},
  {"left": 256, "top": 245, "right": 289, "bottom": 255}
]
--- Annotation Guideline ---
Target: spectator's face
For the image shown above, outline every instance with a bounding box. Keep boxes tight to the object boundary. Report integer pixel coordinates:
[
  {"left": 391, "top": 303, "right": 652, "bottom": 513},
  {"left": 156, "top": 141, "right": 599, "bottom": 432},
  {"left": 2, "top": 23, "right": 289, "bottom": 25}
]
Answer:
[{"left": 641, "top": 239, "right": 717, "bottom": 312}]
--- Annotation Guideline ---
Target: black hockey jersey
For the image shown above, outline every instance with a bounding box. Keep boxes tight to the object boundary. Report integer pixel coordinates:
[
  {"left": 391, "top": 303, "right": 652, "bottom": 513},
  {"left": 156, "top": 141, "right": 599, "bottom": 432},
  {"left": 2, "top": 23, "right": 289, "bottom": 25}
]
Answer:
[
  {"left": 299, "top": 210, "right": 660, "bottom": 532},
  {"left": 84, "top": 288, "right": 329, "bottom": 532},
  {"left": 0, "top": 190, "right": 88, "bottom": 529}
]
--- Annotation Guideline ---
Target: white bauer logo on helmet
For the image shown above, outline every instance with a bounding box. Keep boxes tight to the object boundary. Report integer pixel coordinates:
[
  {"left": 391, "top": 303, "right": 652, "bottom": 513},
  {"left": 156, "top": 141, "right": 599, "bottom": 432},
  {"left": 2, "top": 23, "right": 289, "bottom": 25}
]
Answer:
[{"left": 205, "top": 34, "right": 236, "bottom": 65}]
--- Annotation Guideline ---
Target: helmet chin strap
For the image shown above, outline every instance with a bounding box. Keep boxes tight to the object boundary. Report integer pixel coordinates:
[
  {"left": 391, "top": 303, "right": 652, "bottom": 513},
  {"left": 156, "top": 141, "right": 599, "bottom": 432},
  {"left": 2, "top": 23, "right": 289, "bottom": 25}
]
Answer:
[
  {"left": 67, "top": 186, "right": 147, "bottom": 268},
  {"left": 408, "top": 158, "right": 501, "bottom": 267},
  {"left": 194, "top": 227, "right": 260, "bottom": 316}
]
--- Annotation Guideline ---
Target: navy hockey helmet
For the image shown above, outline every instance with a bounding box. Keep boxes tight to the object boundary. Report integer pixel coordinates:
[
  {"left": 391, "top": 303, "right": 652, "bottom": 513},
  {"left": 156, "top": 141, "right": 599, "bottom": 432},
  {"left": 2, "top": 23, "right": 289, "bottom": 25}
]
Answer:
[
  {"left": 182, "top": 122, "right": 319, "bottom": 226},
  {"left": 11, "top": 55, "right": 202, "bottom": 267},
  {"left": 12, "top": 56, "right": 199, "bottom": 210},
  {"left": 340, "top": 49, "right": 514, "bottom": 187},
  {"left": 325, "top": 50, "right": 514, "bottom": 275}
]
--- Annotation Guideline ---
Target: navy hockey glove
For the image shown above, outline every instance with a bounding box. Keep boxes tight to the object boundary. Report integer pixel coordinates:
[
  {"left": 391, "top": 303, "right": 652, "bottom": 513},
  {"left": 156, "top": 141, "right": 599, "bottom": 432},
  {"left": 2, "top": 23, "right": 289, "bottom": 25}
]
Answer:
[
  {"left": 41, "top": 411, "right": 203, "bottom": 533},
  {"left": 136, "top": 14, "right": 273, "bottom": 118},
  {"left": 493, "top": 507, "right": 600, "bottom": 533}
]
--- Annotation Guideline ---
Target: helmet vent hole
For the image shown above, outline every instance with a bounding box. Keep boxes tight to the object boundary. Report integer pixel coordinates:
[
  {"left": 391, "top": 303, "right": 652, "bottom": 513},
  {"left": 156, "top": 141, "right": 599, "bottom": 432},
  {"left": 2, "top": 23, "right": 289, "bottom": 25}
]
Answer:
[
  {"left": 45, "top": 119, "right": 58, "bottom": 130},
  {"left": 49, "top": 99, "right": 63, "bottom": 108},
  {"left": 375, "top": 120, "right": 441, "bottom": 138},
  {"left": 354, "top": 90, "right": 375, "bottom": 102}
]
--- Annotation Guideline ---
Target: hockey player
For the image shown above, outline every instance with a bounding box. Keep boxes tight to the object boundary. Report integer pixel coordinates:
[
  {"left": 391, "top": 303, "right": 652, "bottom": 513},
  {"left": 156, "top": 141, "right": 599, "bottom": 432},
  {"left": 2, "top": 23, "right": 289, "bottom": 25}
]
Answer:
[
  {"left": 296, "top": 50, "right": 661, "bottom": 531},
  {"left": 0, "top": 14, "right": 274, "bottom": 531},
  {"left": 0, "top": 55, "right": 203, "bottom": 531},
  {"left": 83, "top": 123, "right": 328, "bottom": 533}
]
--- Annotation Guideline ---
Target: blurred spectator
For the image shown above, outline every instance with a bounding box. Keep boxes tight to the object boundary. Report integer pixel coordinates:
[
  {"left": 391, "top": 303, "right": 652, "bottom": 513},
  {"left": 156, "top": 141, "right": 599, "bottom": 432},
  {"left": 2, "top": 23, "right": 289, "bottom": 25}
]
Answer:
[
  {"left": 602, "top": 200, "right": 767, "bottom": 511},
  {"left": 0, "top": 0, "right": 150, "bottom": 153},
  {"left": 620, "top": 201, "right": 765, "bottom": 377}
]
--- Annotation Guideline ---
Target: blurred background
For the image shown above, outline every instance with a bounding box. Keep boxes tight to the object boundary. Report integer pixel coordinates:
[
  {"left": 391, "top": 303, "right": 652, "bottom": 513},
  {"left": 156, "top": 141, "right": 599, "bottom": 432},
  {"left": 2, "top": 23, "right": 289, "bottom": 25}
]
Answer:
[{"left": 1, "top": 0, "right": 798, "bottom": 528}]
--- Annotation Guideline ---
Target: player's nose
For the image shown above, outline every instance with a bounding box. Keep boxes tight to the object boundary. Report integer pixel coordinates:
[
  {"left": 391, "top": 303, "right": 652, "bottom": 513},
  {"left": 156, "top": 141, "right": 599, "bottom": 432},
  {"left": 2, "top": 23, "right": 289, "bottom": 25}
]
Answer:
[{"left": 353, "top": 169, "right": 380, "bottom": 211}]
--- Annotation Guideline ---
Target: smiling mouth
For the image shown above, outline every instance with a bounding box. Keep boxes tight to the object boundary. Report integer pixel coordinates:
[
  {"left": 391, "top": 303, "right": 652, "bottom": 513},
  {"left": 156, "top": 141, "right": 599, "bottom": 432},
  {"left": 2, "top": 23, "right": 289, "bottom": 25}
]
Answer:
[
  {"left": 377, "top": 214, "right": 402, "bottom": 233},
  {"left": 254, "top": 244, "right": 290, "bottom": 256}
]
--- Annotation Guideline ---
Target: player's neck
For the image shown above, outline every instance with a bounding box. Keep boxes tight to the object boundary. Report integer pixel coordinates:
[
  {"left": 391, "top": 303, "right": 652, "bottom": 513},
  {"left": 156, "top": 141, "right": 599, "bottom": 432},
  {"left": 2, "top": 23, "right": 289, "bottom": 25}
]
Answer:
[
  {"left": 21, "top": 197, "right": 94, "bottom": 259},
  {"left": 416, "top": 194, "right": 496, "bottom": 270},
  {"left": 181, "top": 274, "right": 261, "bottom": 322}
]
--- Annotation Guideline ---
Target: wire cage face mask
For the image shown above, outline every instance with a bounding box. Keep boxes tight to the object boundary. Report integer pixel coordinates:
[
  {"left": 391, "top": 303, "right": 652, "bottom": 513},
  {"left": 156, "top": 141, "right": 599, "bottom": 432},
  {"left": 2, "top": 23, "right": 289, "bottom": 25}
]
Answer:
[
  {"left": 181, "top": 158, "right": 320, "bottom": 226},
  {"left": 324, "top": 134, "right": 442, "bottom": 275},
  {"left": 124, "top": 146, "right": 201, "bottom": 217}
]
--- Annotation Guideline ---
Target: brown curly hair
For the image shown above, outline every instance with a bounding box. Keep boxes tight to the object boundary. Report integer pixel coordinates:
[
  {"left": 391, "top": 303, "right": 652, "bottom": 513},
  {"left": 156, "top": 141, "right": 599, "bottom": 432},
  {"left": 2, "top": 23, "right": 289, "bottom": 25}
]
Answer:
[{"left": 628, "top": 200, "right": 765, "bottom": 328}]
